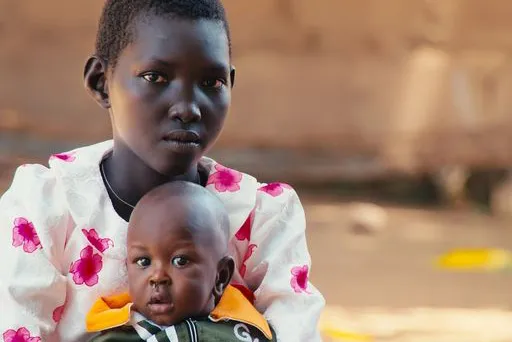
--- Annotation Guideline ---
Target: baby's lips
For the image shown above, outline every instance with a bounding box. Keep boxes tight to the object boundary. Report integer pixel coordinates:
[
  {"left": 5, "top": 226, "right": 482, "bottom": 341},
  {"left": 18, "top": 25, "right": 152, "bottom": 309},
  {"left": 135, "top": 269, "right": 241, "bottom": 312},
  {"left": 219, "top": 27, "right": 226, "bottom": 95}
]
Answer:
[{"left": 149, "top": 291, "right": 172, "bottom": 304}]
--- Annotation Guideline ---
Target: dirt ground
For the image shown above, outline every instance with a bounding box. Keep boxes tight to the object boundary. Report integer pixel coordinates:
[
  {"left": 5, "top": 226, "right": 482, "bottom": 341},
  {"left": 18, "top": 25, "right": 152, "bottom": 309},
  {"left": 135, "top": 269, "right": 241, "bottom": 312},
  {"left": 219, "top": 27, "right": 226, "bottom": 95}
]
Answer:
[{"left": 304, "top": 198, "right": 512, "bottom": 341}]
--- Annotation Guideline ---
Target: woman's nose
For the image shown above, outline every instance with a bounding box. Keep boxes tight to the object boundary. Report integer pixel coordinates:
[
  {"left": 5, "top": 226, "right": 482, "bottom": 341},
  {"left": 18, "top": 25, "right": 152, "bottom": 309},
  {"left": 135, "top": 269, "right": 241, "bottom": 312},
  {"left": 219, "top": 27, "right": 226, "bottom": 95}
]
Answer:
[{"left": 168, "top": 101, "right": 201, "bottom": 124}]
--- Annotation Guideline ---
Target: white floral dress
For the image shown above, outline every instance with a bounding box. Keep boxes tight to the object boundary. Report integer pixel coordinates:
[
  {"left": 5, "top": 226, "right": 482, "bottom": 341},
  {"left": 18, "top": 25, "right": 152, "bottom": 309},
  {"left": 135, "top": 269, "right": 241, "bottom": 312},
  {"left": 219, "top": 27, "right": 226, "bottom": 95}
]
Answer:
[{"left": 0, "top": 140, "right": 325, "bottom": 342}]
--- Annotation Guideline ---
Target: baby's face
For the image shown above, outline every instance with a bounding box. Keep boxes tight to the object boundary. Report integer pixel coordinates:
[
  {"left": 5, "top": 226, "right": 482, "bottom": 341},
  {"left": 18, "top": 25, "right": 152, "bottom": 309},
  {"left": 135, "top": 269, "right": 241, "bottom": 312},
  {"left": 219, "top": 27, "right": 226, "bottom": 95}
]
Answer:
[{"left": 126, "top": 198, "right": 224, "bottom": 326}]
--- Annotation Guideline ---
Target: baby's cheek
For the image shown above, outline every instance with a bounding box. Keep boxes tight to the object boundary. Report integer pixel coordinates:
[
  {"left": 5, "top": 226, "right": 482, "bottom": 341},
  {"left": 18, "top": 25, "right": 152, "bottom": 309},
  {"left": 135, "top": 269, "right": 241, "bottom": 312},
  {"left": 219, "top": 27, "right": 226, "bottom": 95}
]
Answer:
[
  {"left": 126, "top": 266, "right": 138, "bottom": 286},
  {"left": 178, "top": 274, "right": 210, "bottom": 298},
  {"left": 127, "top": 269, "right": 148, "bottom": 297},
  {"left": 181, "top": 264, "right": 208, "bottom": 280},
  {"left": 175, "top": 273, "right": 203, "bottom": 293}
]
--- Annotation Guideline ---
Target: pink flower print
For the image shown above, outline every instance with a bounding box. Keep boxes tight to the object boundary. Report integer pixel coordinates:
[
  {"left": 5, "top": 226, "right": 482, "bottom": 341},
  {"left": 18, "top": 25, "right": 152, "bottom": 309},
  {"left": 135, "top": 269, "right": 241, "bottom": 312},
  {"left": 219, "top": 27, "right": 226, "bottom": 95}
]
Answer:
[
  {"left": 82, "top": 228, "right": 114, "bottom": 253},
  {"left": 258, "top": 182, "right": 292, "bottom": 197},
  {"left": 290, "top": 265, "right": 311, "bottom": 294},
  {"left": 52, "top": 305, "right": 65, "bottom": 323},
  {"left": 239, "top": 244, "right": 257, "bottom": 278},
  {"left": 207, "top": 164, "right": 243, "bottom": 192},
  {"left": 235, "top": 213, "right": 253, "bottom": 242},
  {"left": 2, "top": 328, "right": 41, "bottom": 342},
  {"left": 51, "top": 152, "right": 76, "bottom": 162},
  {"left": 12, "top": 218, "right": 42, "bottom": 253},
  {"left": 69, "top": 246, "right": 103, "bottom": 287}
]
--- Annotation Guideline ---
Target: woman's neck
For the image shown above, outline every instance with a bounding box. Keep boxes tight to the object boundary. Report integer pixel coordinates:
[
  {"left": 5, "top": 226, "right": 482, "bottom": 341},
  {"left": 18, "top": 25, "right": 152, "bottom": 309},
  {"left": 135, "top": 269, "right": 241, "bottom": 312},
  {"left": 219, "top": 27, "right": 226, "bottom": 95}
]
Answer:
[{"left": 102, "top": 142, "right": 204, "bottom": 220}]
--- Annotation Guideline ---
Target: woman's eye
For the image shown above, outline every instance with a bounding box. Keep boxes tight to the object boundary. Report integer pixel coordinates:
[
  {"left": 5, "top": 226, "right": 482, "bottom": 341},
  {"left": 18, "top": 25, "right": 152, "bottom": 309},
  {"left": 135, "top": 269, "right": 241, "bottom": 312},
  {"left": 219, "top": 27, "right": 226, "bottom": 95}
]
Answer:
[
  {"left": 201, "top": 78, "right": 225, "bottom": 89},
  {"left": 172, "top": 256, "right": 190, "bottom": 268},
  {"left": 135, "top": 257, "right": 151, "bottom": 268},
  {"left": 142, "top": 72, "right": 167, "bottom": 84}
]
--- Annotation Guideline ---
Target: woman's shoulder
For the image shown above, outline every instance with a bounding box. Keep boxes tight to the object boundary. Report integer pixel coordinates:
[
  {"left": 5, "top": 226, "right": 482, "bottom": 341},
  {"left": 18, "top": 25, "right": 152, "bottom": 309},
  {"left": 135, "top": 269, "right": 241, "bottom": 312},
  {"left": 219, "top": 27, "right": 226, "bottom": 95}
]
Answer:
[
  {"left": 5, "top": 141, "right": 110, "bottom": 188},
  {"left": 47, "top": 140, "right": 112, "bottom": 170},
  {"left": 0, "top": 162, "right": 68, "bottom": 241},
  {"left": 2, "top": 141, "right": 113, "bottom": 210},
  {"left": 3, "top": 162, "right": 58, "bottom": 197},
  {"left": 202, "top": 157, "right": 301, "bottom": 217},
  {"left": 256, "top": 181, "right": 299, "bottom": 204}
]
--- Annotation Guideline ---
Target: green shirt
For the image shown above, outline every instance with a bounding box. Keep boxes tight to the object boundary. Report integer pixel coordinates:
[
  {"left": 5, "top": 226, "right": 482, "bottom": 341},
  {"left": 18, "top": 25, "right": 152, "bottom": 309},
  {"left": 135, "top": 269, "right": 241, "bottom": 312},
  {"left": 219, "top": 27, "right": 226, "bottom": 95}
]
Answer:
[{"left": 89, "top": 317, "right": 276, "bottom": 342}]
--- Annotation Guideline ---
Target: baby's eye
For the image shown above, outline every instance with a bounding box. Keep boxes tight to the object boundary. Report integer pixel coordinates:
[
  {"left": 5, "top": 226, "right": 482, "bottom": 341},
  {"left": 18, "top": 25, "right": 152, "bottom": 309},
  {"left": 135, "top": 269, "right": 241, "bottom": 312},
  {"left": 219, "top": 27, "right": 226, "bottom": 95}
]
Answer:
[
  {"left": 141, "top": 72, "right": 168, "bottom": 84},
  {"left": 172, "top": 256, "right": 190, "bottom": 268},
  {"left": 201, "top": 78, "right": 225, "bottom": 89},
  {"left": 135, "top": 257, "right": 151, "bottom": 268}
]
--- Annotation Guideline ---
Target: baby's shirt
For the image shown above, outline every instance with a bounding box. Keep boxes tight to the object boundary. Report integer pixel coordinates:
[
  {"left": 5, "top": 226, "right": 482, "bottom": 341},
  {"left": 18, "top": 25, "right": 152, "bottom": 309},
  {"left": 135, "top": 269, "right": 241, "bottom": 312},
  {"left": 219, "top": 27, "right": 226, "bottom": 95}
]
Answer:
[{"left": 86, "top": 285, "right": 275, "bottom": 342}]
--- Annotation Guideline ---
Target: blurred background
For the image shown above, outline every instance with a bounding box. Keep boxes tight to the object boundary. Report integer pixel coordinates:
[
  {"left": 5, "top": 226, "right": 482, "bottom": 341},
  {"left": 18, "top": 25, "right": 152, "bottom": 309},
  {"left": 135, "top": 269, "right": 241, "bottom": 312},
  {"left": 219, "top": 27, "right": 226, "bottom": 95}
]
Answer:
[{"left": 1, "top": 0, "right": 512, "bottom": 340}]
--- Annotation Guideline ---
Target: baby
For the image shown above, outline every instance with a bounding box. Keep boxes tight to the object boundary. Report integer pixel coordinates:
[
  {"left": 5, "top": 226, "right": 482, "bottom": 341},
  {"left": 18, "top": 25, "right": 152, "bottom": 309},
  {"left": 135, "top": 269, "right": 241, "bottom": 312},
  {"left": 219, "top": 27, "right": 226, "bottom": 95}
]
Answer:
[{"left": 86, "top": 181, "right": 274, "bottom": 341}]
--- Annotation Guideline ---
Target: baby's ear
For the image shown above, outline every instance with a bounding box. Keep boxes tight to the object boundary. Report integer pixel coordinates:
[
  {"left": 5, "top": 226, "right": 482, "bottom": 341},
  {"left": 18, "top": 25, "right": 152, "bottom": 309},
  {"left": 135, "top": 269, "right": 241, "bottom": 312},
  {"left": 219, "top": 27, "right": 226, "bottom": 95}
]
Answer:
[
  {"left": 213, "top": 256, "right": 234, "bottom": 301},
  {"left": 84, "top": 55, "right": 111, "bottom": 109}
]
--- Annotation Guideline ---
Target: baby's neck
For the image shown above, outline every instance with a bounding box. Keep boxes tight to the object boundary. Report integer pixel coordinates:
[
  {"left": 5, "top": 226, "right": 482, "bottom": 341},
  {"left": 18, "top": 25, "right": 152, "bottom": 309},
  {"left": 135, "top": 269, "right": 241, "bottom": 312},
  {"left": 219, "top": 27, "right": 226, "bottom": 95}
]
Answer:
[{"left": 131, "top": 309, "right": 210, "bottom": 329}]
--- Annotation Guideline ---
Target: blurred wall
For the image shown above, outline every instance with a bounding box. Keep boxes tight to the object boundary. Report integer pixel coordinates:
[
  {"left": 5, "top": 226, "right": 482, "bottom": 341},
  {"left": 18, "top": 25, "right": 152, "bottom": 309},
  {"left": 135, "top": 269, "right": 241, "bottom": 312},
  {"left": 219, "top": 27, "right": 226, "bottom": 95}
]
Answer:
[{"left": 2, "top": 0, "right": 512, "bottom": 181}]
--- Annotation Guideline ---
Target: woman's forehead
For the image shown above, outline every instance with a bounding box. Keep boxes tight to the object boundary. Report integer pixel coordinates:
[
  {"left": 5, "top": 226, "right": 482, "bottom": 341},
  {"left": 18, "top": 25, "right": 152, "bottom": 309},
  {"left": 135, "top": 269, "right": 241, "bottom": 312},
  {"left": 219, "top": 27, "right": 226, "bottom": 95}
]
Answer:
[{"left": 124, "top": 16, "right": 230, "bottom": 67}]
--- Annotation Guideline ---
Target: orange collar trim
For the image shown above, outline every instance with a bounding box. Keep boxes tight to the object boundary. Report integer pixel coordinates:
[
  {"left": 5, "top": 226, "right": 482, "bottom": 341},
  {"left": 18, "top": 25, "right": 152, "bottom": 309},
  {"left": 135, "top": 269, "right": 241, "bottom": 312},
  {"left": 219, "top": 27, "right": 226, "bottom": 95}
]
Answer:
[{"left": 85, "top": 285, "right": 272, "bottom": 339}]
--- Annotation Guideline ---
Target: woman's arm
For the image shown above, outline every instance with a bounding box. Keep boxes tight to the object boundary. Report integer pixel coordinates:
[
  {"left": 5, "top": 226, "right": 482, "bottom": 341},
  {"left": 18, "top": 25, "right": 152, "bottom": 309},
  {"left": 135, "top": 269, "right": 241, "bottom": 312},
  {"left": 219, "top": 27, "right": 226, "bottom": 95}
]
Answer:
[
  {"left": 242, "top": 185, "right": 325, "bottom": 342},
  {"left": 0, "top": 165, "right": 69, "bottom": 342}
]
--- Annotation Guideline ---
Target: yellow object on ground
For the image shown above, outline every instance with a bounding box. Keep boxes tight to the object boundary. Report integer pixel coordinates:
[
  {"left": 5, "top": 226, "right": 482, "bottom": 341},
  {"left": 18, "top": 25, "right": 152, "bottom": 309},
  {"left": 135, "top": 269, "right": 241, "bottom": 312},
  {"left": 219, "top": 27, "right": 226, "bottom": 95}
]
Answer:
[
  {"left": 436, "top": 248, "right": 512, "bottom": 271},
  {"left": 321, "top": 327, "right": 373, "bottom": 341},
  {"left": 319, "top": 311, "right": 373, "bottom": 341}
]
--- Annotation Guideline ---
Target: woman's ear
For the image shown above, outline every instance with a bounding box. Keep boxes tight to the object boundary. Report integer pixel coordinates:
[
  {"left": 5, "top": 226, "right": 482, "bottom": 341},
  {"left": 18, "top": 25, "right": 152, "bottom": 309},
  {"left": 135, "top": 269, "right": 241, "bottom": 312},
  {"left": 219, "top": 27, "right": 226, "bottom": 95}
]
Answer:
[
  {"left": 229, "top": 66, "right": 236, "bottom": 88},
  {"left": 213, "top": 256, "right": 235, "bottom": 301},
  {"left": 84, "top": 55, "right": 111, "bottom": 109}
]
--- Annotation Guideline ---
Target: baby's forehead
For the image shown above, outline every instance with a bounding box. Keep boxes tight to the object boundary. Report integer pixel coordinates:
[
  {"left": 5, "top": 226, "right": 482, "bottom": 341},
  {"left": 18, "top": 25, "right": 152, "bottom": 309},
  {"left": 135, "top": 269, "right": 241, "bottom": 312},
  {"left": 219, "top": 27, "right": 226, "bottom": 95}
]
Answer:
[
  {"left": 129, "top": 211, "right": 221, "bottom": 248},
  {"left": 137, "top": 196, "right": 217, "bottom": 227},
  {"left": 129, "top": 181, "right": 229, "bottom": 237},
  {"left": 133, "top": 196, "right": 223, "bottom": 234}
]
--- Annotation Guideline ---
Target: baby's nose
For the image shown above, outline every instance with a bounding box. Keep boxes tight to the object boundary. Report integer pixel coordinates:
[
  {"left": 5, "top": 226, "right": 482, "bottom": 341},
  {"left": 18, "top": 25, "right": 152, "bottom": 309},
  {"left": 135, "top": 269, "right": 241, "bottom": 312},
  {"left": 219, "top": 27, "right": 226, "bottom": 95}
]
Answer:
[
  {"left": 149, "top": 268, "right": 172, "bottom": 287},
  {"left": 149, "top": 278, "right": 171, "bottom": 288}
]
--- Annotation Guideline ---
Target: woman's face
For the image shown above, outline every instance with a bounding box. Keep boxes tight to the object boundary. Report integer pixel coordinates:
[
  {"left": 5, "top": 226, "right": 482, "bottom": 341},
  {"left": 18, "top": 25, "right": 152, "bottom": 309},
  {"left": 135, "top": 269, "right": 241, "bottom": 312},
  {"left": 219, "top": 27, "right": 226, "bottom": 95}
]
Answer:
[{"left": 106, "top": 15, "right": 232, "bottom": 176}]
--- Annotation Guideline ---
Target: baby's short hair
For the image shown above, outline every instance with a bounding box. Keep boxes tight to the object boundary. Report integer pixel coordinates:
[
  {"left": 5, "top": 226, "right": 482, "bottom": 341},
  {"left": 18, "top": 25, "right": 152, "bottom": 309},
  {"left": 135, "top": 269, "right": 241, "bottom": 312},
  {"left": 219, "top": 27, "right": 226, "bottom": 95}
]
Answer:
[{"left": 95, "top": 0, "right": 231, "bottom": 69}]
